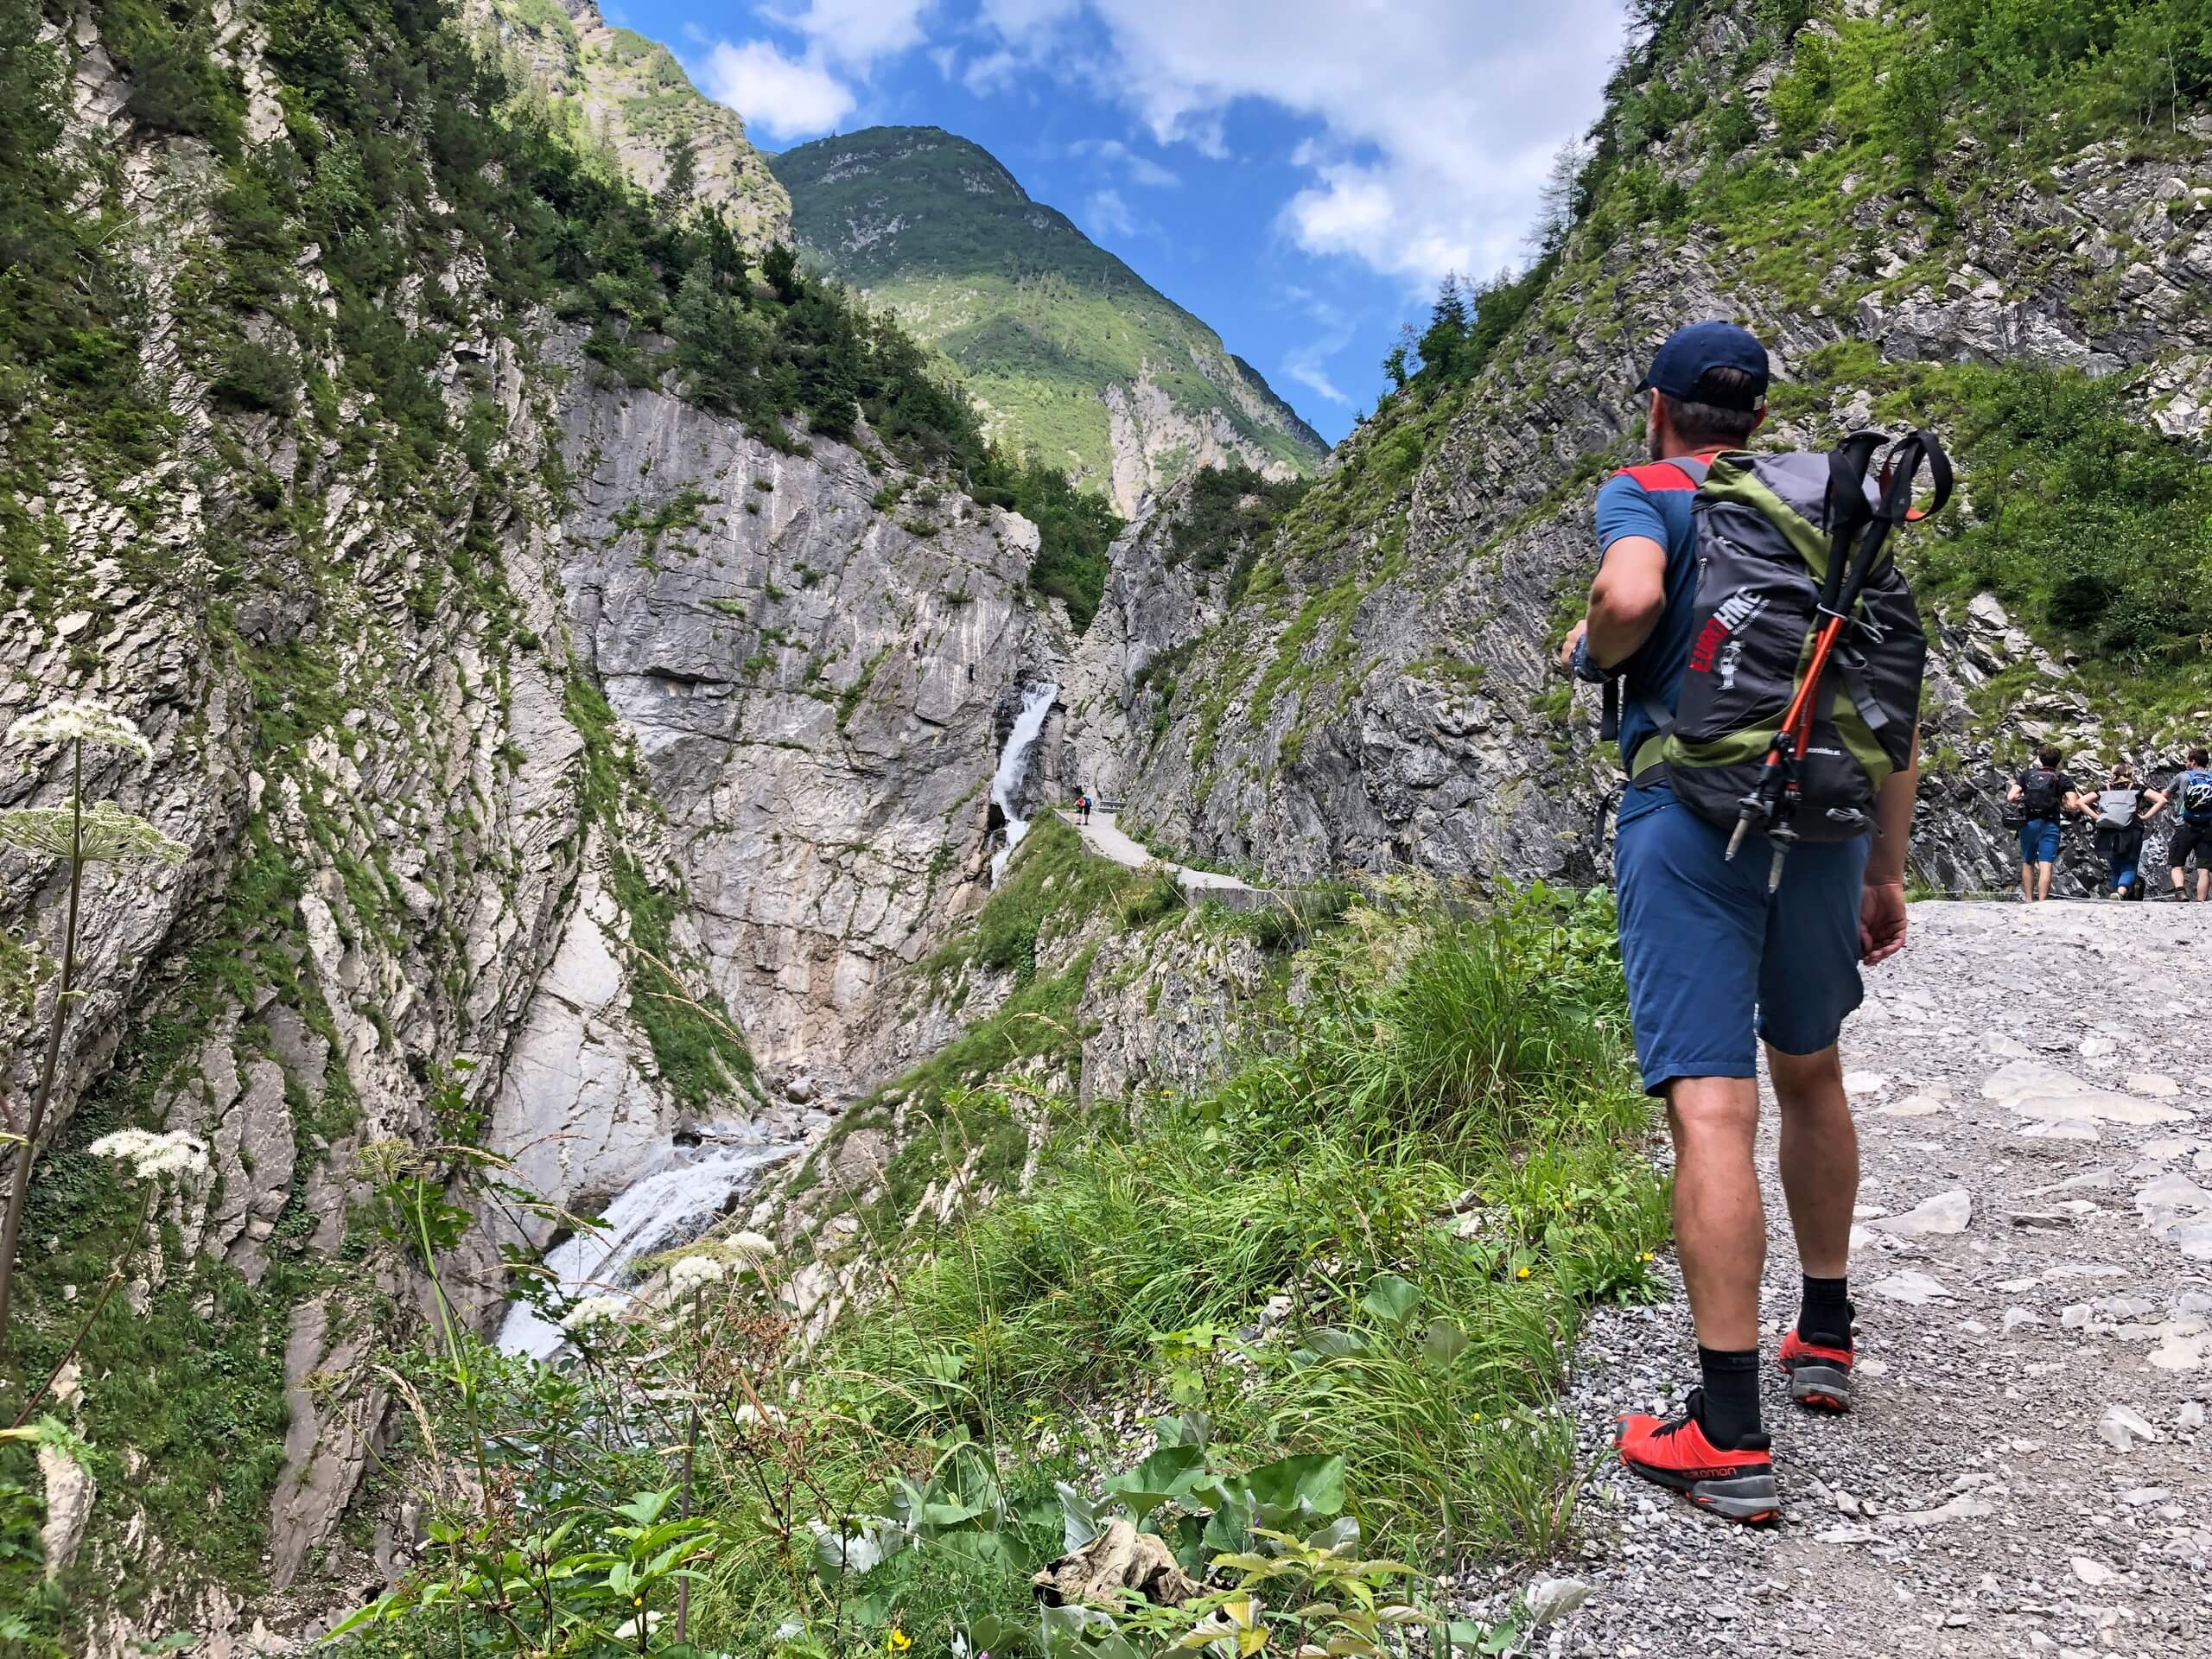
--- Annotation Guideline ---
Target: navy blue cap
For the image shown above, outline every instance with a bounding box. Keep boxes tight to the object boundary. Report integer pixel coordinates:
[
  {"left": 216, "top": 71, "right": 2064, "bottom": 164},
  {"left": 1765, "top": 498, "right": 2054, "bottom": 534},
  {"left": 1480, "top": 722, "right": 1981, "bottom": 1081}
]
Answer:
[{"left": 1636, "top": 321, "right": 1770, "bottom": 409}]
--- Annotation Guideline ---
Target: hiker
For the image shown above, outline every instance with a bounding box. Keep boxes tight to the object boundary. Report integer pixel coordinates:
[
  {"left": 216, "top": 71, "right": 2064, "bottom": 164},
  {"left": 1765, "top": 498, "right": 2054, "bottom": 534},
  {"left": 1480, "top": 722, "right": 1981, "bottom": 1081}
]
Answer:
[
  {"left": 2169, "top": 745, "right": 2212, "bottom": 901},
  {"left": 1560, "top": 321, "right": 1937, "bottom": 1526},
  {"left": 1077, "top": 792, "right": 1092, "bottom": 825},
  {"left": 2005, "top": 746, "right": 2082, "bottom": 902},
  {"left": 2088, "top": 763, "right": 2164, "bottom": 901}
]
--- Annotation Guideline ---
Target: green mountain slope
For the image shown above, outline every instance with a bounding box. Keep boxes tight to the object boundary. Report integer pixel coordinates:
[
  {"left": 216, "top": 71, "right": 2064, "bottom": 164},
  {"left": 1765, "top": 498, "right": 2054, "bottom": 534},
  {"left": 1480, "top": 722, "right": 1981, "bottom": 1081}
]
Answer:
[
  {"left": 768, "top": 126, "right": 1327, "bottom": 515},
  {"left": 480, "top": 0, "right": 789, "bottom": 246}
]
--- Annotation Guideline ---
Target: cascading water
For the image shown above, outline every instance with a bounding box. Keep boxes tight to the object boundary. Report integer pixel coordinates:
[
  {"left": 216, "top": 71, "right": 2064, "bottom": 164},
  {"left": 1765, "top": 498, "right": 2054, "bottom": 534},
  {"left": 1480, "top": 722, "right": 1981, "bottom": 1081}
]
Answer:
[
  {"left": 989, "top": 681, "right": 1058, "bottom": 884},
  {"left": 496, "top": 1140, "right": 798, "bottom": 1362}
]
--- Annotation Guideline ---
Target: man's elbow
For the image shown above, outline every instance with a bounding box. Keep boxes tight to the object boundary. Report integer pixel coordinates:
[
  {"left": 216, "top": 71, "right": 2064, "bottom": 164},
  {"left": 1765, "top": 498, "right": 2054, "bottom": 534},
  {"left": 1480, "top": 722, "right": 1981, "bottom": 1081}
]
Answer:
[{"left": 1588, "top": 575, "right": 1665, "bottom": 633}]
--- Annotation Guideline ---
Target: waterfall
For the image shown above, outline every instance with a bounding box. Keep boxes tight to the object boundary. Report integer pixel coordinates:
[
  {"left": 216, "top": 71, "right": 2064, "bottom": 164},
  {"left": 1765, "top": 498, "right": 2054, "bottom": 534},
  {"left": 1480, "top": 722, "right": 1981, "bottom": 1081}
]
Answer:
[
  {"left": 495, "top": 1140, "right": 798, "bottom": 1361},
  {"left": 989, "top": 681, "right": 1058, "bottom": 884}
]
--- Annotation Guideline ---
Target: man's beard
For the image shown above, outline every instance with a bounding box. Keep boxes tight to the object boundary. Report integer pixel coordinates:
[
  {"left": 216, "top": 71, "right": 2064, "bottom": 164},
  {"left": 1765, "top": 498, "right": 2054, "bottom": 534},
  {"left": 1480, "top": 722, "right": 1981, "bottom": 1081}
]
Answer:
[{"left": 1648, "top": 420, "right": 1667, "bottom": 461}]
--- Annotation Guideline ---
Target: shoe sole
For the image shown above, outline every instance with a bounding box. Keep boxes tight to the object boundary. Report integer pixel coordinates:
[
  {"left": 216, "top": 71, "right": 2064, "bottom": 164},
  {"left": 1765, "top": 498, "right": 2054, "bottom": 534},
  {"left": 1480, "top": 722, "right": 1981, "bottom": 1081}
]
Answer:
[
  {"left": 1619, "top": 1456, "right": 1779, "bottom": 1524},
  {"left": 1783, "top": 1361, "right": 1852, "bottom": 1412}
]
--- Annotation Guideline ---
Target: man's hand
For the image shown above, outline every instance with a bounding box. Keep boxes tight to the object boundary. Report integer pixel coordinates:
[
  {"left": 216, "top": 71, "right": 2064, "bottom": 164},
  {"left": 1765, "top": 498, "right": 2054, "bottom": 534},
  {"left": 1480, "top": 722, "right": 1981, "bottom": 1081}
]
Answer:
[
  {"left": 1859, "top": 879, "right": 1908, "bottom": 965},
  {"left": 1558, "top": 617, "right": 1588, "bottom": 669}
]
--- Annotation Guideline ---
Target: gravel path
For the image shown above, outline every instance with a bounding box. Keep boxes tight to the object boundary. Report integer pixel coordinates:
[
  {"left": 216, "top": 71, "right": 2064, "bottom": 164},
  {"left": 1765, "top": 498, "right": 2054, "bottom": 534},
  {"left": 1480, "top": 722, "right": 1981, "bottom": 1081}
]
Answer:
[
  {"left": 1508, "top": 899, "right": 2211, "bottom": 1656},
  {"left": 1058, "top": 809, "right": 1256, "bottom": 891}
]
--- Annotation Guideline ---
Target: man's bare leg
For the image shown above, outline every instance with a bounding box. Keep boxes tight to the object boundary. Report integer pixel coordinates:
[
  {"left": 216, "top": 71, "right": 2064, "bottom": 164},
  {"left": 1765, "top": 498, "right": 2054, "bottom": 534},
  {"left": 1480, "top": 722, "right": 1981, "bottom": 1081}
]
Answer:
[
  {"left": 1665, "top": 1076, "right": 1764, "bottom": 1350},
  {"left": 1769, "top": 1043, "right": 1855, "bottom": 1278},
  {"left": 2197, "top": 865, "right": 2209, "bottom": 901},
  {"left": 2037, "top": 860, "right": 2056, "bottom": 901},
  {"left": 2019, "top": 861, "right": 2034, "bottom": 902}
]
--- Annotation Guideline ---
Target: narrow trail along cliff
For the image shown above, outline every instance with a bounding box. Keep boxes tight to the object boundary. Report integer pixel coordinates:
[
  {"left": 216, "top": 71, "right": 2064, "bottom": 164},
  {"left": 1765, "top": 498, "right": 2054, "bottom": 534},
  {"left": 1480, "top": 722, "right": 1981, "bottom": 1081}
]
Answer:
[
  {"left": 1532, "top": 900, "right": 2210, "bottom": 1656},
  {"left": 1059, "top": 809, "right": 1256, "bottom": 893}
]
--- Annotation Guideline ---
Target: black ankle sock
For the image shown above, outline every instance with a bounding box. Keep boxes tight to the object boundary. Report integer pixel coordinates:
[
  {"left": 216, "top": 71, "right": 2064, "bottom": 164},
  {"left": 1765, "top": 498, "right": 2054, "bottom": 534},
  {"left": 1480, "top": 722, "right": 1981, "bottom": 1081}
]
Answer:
[
  {"left": 1695, "top": 1345, "right": 1764, "bottom": 1447},
  {"left": 1798, "top": 1275, "right": 1854, "bottom": 1348}
]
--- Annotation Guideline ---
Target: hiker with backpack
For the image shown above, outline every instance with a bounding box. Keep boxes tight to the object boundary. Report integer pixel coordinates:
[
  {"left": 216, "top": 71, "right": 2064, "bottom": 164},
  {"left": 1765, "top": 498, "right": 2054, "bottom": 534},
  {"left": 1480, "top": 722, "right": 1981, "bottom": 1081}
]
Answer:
[
  {"left": 1560, "top": 321, "right": 1942, "bottom": 1526},
  {"left": 2087, "top": 763, "right": 2164, "bottom": 900},
  {"left": 2005, "top": 747, "right": 2084, "bottom": 902},
  {"left": 2168, "top": 746, "right": 2212, "bottom": 901}
]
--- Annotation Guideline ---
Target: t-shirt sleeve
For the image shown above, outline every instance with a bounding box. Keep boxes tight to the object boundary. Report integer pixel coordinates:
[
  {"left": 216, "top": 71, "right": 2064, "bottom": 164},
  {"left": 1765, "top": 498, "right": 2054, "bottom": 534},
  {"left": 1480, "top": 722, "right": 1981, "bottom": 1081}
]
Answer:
[{"left": 1594, "top": 474, "right": 1668, "bottom": 556}]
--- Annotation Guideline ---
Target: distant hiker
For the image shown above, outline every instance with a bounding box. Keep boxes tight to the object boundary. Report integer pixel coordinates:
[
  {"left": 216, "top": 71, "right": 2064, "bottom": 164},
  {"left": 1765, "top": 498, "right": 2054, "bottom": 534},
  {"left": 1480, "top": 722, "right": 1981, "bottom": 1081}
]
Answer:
[
  {"left": 2168, "top": 745, "right": 2212, "bottom": 901},
  {"left": 1077, "top": 793, "right": 1092, "bottom": 824},
  {"left": 2088, "top": 763, "right": 2164, "bottom": 901},
  {"left": 1560, "top": 321, "right": 1936, "bottom": 1525},
  {"left": 2005, "top": 746, "right": 2082, "bottom": 902}
]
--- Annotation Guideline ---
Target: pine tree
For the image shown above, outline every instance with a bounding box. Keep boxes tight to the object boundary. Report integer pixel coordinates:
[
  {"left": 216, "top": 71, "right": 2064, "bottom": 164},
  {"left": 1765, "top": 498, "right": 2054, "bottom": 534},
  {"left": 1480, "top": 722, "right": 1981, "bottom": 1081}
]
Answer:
[{"left": 1417, "top": 274, "right": 1471, "bottom": 383}]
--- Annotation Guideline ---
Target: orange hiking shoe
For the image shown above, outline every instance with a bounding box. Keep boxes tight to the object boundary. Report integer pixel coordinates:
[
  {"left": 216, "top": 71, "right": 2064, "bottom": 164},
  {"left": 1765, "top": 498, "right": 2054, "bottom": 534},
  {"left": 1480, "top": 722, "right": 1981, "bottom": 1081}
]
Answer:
[
  {"left": 1778, "top": 1328, "right": 1853, "bottom": 1412},
  {"left": 1616, "top": 1389, "right": 1778, "bottom": 1524}
]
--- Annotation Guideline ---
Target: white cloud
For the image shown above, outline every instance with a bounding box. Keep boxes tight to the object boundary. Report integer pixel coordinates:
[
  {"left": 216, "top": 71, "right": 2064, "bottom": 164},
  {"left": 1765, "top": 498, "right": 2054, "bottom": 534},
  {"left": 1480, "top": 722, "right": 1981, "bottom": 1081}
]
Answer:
[
  {"left": 697, "top": 39, "right": 857, "bottom": 139},
  {"left": 1070, "top": 137, "right": 1179, "bottom": 188},
  {"left": 1283, "top": 350, "right": 1349, "bottom": 407},
  {"left": 962, "top": 47, "right": 1025, "bottom": 94},
  {"left": 972, "top": 0, "right": 1627, "bottom": 286},
  {"left": 769, "top": 0, "right": 936, "bottom": 67},
  {"left": 1085, "top": 187, "right": 1137, "bottom": 236}
]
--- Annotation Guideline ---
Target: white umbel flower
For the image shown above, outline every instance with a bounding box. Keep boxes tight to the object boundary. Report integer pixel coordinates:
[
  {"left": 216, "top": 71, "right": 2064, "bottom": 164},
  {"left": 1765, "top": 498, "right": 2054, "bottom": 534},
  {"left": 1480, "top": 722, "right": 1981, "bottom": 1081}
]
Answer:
[
  {"left": 6, "top": 700, "right": 154, "bottom": 761},
  {"left": 88, "top": 1128, "right": 209, "bottom": 1182},
  {"left": 728, "top": 1230, "right": 775, "bottom": 1260},
  {"left": 559, "top": 1294, "right": 628, "bottom": 1334},
  {"left": 0, "top": 801, "right": 187, "bottom": 865},
  {"left": 667, "top": 1255, "right": 727, "bottom": 1296}
]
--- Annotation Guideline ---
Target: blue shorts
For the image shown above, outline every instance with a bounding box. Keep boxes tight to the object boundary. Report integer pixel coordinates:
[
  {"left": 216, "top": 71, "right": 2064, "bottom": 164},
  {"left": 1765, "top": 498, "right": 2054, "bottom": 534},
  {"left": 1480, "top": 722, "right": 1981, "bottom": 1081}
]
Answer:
[
  {"left": 2018, "top": 819, "right": 2060, "bottom": 864},
  {"left": 1615, "top": 783, "right": 1869, "bottom": 1097}
]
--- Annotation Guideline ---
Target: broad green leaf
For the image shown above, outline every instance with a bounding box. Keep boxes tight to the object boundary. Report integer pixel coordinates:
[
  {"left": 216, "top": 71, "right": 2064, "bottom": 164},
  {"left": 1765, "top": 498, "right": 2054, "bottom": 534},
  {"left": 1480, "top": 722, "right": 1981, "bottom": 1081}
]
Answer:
[
  {"left": 1305, "top": 1515, "right": 1360, "bottom": 1554},
  {"left": 1357, "top": 1274, "right": 1420, "bottom": 1324},
  {"left": 1154, "top": 1409, "right": 1211, "bottom": 1448},
  {"left": 1103, "top": 1441, "right": 1206, "bottom": 1519},
  {"left": 1421, "top": 1319, "right": 1470, "bottom": 1368},
  {"left": 1242, "top": 1452, "right": 1347, "bottom": 1523},
  {"left": 1055, "top": 1480, "right": 1101, "bottom": 1554},
  {"left": 1201, "top": 1492, "right": 1252, "bottom": 1555}
]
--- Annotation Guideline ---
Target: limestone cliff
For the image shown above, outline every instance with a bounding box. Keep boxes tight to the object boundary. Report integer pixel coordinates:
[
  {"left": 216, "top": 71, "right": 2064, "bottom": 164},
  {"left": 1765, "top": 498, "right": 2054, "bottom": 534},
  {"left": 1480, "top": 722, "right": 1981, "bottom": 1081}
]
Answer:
[
  {"left": 479, "top": 0, "right": 791, "bottom": 245},
  {"left": 0, "top": 0, "right": 1044, "bottom": 1639}
]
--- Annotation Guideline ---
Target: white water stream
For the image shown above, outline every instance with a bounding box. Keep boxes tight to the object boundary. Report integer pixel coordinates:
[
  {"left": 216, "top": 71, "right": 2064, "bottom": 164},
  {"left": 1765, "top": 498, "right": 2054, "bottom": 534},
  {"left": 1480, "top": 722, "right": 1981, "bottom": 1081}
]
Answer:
[
  {"left": 988, "top": 681, "right": 1058, "bottom": 884},
  {"left": 496, "top": 1140, "right": 798, "bottom": 1362}
]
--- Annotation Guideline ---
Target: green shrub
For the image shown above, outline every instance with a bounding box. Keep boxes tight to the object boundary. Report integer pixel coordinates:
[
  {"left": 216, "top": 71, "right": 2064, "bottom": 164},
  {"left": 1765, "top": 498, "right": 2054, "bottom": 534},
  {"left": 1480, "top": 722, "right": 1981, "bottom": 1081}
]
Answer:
[{"left": 208, "top": 337, "right": 300, "bottom": 414}]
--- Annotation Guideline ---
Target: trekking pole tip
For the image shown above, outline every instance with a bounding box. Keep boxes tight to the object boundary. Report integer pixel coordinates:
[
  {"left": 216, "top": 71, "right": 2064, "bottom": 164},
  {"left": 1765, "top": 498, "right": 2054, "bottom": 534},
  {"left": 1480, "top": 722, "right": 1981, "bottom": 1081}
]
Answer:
[
  {"left": 1768, "top": 845, "right": 1787, "bottom": 893},
  {"left": 1725, "top": 817, "right": 1751, "bottom": 861}
]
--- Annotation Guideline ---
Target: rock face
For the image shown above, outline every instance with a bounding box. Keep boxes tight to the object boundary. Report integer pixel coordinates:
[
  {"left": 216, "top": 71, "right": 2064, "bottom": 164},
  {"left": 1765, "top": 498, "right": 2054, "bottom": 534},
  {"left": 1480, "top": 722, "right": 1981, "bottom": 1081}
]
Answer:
[
  {"left": 1064, "top": 11, "right": 2212, "bottom": 894},
  {"left": 769, "top": 126, "right": 1326, "bottom": 517},
  {"left": 480, "top": 0, "right": 791, "bottom": 246},
  {"left": 0, "top": 5, "right": 1044, "bottom": 1644},
  {"left": 556, "top": 360, "right": 1046, "bottom": 1089}
]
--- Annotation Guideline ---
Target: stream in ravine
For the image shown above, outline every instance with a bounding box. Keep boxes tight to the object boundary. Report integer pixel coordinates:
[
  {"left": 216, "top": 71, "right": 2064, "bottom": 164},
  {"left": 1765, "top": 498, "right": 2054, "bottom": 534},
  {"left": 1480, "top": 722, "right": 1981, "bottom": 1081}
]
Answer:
[{"left": 495, "top": 1140, "right": 798, "bottom": 1360}]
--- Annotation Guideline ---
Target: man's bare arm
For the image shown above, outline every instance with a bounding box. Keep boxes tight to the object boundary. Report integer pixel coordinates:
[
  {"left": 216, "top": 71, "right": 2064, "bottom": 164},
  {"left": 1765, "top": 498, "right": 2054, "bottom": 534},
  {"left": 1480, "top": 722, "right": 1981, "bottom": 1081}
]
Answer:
[
  {"left": 1859, "top": 730, "right": 1918, "bottom": 964},
  {"left": 1582, "top": 534, "right": 1668, "bottom": 668}
]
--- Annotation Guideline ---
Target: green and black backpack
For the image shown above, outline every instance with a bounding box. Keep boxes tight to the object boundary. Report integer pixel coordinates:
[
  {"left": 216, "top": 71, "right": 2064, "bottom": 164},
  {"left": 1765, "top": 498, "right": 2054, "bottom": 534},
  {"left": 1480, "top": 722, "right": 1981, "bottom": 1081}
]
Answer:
[{"left": 1621, "top": 437, "right": 1943, "bottom": 846}]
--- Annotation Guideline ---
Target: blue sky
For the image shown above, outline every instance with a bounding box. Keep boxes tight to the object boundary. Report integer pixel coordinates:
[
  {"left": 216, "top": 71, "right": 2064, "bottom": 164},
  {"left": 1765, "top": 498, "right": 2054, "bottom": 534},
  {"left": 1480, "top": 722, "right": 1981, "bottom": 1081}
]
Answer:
[{"left": 607, "top": 1, "right": 1637, "bottom": 444}]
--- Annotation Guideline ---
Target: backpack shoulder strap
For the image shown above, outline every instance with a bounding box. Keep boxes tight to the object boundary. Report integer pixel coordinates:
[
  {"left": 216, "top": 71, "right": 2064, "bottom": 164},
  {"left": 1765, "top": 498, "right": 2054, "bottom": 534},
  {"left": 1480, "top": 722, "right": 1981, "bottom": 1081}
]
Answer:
[{"left": 1613, "top": 458, "right": 1707, "bottom": 493}]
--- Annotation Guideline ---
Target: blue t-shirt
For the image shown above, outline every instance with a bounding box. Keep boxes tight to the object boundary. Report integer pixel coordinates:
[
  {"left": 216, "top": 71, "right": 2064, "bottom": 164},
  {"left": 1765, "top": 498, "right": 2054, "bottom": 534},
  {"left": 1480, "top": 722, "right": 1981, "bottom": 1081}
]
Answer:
[{"left": 1592, "top": 465, "right": 1704, "bottom": 776}]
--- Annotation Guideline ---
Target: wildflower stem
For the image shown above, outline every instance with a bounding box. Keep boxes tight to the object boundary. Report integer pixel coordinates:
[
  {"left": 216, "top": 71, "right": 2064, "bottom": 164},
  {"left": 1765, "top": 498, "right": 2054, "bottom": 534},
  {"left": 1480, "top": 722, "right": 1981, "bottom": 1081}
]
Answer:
[
  {"left": 675, "top": 1401, "right": 698, "bottom": 1644},
  {"left": 0, "top": 736, "right": 85, "bottom": 1354},
  {"left": 11, "top": 1185, "right": 154, "bottom": 1429}
]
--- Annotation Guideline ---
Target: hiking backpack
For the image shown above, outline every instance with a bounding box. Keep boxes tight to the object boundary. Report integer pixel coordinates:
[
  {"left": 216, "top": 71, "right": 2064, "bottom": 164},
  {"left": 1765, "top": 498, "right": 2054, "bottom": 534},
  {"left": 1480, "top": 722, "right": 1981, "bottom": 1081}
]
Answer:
[
  {"left": 1620, "top": 440, "right": 1936, "bottom": 845},
  {"left": 2019, "top": 768, "right": 2063, "bottom": 821},
  {"left": 2181, "top": 768, "right": 2212, "bottom": 824},
  {"left": 2095, "top": 787, "right": 2140, "bottom": 829}
]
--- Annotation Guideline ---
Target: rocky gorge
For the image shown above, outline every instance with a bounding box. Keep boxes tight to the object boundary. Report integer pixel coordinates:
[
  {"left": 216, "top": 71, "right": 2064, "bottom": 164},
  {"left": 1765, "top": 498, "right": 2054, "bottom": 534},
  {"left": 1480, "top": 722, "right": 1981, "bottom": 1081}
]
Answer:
[{"left": 0, "top": 0, "right": 2209, "bottom": 1651}]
